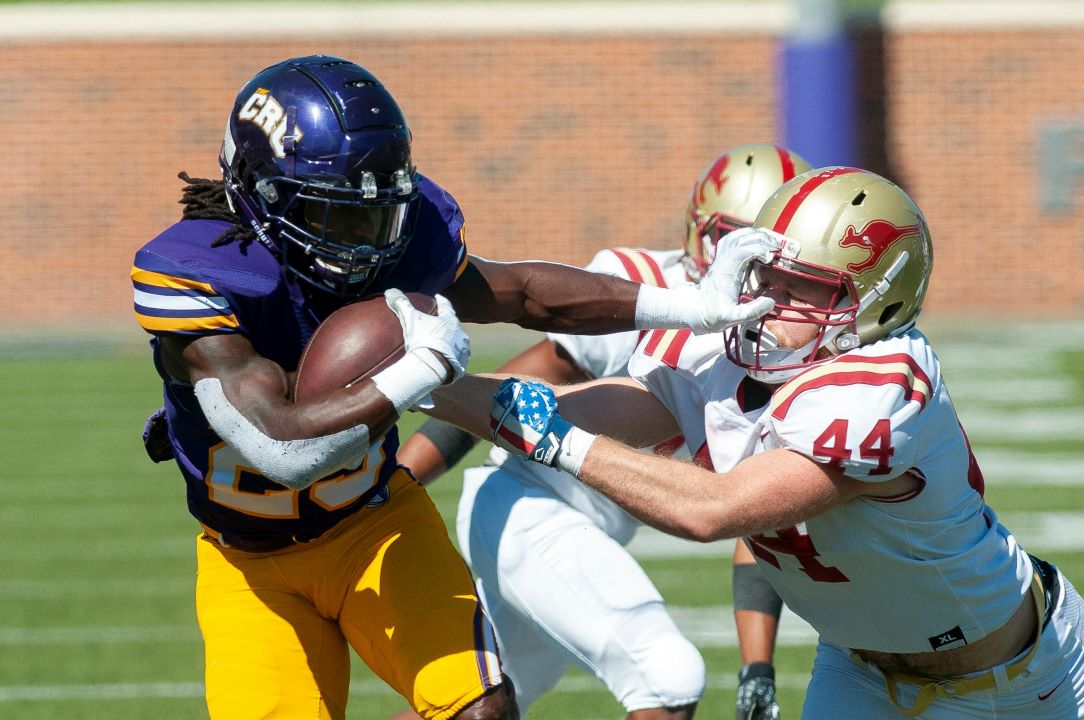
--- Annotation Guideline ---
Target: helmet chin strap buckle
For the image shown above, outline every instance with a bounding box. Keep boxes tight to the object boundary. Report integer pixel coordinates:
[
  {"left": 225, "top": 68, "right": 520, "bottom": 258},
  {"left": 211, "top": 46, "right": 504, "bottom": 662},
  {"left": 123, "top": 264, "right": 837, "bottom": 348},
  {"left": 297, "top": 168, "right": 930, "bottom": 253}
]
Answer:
[
  {"left": 393, "top": 168, "right": 413, "bottom": 196},
  {"left": 780, "top": 236, "right": 802, "bottom": 259},
  {"left": 255, "top": 178, "right": 279, "bottom": 203},
  {"left": 360, "top": 172, "right": 378, "bottom": 199},
  {"left": 835, "top": 333, "right": 860, "bottom": 351}
]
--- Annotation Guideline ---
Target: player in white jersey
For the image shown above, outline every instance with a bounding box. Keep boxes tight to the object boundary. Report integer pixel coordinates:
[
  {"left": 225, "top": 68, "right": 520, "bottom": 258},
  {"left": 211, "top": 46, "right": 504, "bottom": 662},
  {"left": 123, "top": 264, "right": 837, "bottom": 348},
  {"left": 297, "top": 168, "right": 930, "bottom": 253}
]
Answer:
[
  {"left": 434, "top": 167, "right": 1084, "bottom": 718},
  {"left": 397, "top": 146, "right": 811, "bottom": 720}
]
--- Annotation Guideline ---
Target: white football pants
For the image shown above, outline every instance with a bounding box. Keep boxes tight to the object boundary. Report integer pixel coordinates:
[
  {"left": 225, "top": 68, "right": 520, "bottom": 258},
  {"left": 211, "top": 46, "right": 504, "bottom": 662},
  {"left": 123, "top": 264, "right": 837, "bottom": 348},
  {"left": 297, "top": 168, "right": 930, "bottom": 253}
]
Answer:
[
  {"left": 456, "top": 465, "right": 706, "bottom": 712},
  {"left": 801, "top": 566, "right": 1084, "bottom": 718}
]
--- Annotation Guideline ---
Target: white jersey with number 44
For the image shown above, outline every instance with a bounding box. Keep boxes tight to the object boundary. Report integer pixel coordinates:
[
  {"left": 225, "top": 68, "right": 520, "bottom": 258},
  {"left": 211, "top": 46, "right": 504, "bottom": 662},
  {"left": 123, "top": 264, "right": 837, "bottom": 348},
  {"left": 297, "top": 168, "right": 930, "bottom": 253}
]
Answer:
[{"left": 635, "top": 328, "right": 1033, "bottom": 654}]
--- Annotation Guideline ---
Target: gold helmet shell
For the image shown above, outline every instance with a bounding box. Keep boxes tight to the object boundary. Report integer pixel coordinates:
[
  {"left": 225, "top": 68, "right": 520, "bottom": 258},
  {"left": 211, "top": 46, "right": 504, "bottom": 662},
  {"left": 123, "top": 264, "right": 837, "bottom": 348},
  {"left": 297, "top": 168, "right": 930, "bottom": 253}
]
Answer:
[
  {"left": 683, "top": 144, "right": 812, "bottom": 280},
  {"left": 726, "top": 167, "right": 934, "bottom": 382}
]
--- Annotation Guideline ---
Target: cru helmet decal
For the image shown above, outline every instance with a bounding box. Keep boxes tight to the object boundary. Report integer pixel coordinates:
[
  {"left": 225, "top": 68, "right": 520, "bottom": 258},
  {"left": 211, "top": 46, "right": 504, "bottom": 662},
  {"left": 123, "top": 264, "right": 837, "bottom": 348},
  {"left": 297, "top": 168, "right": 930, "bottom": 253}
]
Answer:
[
  {"left": 237, "top": 88, "right": 303, "bottom": 158},
  {"left": 839, "top": 219, "right": 920, "bottom": 274}
]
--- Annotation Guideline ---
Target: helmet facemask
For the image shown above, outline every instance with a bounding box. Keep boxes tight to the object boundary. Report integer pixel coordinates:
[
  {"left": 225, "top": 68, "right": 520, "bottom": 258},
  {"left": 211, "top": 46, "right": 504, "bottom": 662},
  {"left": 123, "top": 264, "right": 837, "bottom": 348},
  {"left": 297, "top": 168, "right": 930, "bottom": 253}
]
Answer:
[
  {"left": 682, "top": 211, "right": 750, "bottom": 282},
  {"left": 725, "top": 238, "right": 861, "bottom": 383},
  {"left": 725, "top": 229, "right": 920, "bottom": 383},
  {"left": 276, "top": 172, "right": 417, "bottom": 298}
]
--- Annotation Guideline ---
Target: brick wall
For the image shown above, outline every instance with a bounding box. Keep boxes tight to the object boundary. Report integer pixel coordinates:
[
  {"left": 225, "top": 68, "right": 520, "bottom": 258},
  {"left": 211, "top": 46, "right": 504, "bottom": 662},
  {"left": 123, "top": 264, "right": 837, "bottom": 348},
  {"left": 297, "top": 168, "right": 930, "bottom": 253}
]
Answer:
[{"left": 1, "top": 4, "right": 1081, "bottom": 330}]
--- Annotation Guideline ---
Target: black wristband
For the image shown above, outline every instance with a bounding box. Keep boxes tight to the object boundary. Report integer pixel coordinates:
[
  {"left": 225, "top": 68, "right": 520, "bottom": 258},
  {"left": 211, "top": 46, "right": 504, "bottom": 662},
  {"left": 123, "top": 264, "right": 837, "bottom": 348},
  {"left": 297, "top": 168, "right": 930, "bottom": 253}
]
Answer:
[
  {"left": 414, "top": 417, "right": 477, "bottom": 468},
  {"left": 739, "top": 661, "right": 775, "bottom": 683},
  {"left": 732, "top": 562, "right": 783, "bottom": 618}
]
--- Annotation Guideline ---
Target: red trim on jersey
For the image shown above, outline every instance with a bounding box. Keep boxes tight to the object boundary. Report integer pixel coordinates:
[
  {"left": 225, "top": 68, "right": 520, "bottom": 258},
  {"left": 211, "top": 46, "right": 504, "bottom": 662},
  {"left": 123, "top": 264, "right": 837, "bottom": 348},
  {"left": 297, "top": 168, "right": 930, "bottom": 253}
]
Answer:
[
  {"left": 834, "top": 352, "right": 933, "bottom": 391},
  {"left": 662, "top": 329, "right": 691, "bottom": 368},
  {"left": 641, "top": 328, "right": 691, "bottom": 369},
  {"left": 771, "top": 353, "right": 932, "bottom": 421},
  {"left": 869, "top": 474, "right": 927, "bottom": 503},
  {"left": 773, "top": 167, "right": 862, "bottom": 235},
  {"left": 775, "top": 146, "right": 797, "bottom": 181},
  {"left": 643, "top": 329, "right": 665, "bottom": 356},
  {"left": 610, "top": 248, "right": 667, "bottom": 287},
  {"left": 611, "top": 248, "right": 667, "bottom": 346}
]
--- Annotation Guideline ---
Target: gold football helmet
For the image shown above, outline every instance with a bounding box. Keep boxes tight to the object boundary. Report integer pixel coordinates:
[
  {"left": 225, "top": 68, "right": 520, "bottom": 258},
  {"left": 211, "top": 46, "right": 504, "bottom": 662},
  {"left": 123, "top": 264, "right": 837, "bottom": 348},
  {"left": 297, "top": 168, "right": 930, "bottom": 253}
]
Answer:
[
  {"left": 725, "top": 167, "right": 934, "bottom": 382},
  {"left": 683, "top": 144, "right": 812, "bottom": 281}
]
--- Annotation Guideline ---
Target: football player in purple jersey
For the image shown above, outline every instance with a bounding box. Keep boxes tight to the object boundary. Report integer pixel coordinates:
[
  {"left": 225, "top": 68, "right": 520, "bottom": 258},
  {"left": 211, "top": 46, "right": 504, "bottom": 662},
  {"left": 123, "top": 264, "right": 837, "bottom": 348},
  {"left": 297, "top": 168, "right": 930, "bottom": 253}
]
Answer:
[{"left": 132, "top": 56, "right": 769, "bottom": 720}]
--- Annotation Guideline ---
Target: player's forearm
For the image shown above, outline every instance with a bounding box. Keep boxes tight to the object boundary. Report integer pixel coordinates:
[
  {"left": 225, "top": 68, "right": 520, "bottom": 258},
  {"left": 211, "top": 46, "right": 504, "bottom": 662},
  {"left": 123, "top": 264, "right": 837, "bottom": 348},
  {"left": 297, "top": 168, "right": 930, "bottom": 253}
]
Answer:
[
  {"left": 451, "top": 256, "right": 750, "bottom": 335},
  {"left": 576, "top": 436, "right": 731, "bottom": 542},
  {"left": 425, "top": 374, "right": 506, "bottom": 440},
  {"left": 449, "top": 257, "right": 641, "bottom": 333}
]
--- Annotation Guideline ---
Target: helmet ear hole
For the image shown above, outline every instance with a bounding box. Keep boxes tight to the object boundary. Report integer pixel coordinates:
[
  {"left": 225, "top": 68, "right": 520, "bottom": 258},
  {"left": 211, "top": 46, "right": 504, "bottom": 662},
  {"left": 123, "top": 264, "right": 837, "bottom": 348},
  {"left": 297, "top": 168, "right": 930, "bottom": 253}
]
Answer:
[{"left": 879, "top": 301, "right": 903, "bottom": 327}]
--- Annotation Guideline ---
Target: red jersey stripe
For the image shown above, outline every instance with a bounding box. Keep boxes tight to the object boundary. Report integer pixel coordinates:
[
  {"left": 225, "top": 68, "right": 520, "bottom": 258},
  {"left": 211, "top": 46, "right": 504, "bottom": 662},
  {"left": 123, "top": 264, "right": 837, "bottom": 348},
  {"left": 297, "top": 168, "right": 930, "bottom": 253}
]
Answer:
[
  {"left": 831, "top": 352, "right": 934, "bottom": 392},
  {"left": 773, "top": 167, "right": 862, "bottom": 235},
  {"left": 643, "top": 328, "right": 665, "bottom": 356},
  {"left": 661, "top": 329, "right": 691, "bottom": 368},
  {"left": 772, "top": 367, "right": 930, "bottom": 421},
  {"left": 641, "top": 329, "right": 691, "bottom": 369},
  {"left": 611, "top": 248, "right": 645, "bottom": 283},
  {"left": 612, "top": 248, "right": 667, "bottom": 287}
]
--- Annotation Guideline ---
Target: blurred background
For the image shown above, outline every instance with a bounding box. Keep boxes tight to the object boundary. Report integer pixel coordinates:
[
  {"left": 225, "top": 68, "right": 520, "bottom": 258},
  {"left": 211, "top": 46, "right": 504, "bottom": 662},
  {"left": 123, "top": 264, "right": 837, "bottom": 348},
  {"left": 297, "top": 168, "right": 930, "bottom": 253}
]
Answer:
[
  {"left": 3, "top": 0, "right": 1084, "bottom": 332},
  {"left": 1, "top": 1, "right": 1083, "bottom": 718}
]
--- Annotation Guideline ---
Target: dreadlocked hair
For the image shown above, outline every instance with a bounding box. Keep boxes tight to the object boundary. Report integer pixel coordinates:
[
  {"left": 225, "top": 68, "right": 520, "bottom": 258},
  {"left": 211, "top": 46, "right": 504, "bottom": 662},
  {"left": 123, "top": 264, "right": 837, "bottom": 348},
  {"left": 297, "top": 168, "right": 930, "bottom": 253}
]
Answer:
[{"left": 177, "top": 171, "right": 258, "bottom": 248}]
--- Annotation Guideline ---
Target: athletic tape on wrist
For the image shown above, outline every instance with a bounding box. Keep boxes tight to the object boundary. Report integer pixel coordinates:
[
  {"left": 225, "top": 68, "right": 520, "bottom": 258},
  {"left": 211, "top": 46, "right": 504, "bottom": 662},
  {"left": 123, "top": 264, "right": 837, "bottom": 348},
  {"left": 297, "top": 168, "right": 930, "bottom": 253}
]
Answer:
[
  {"left": 633, "top": 284, "right": 699, "bottom": 330},
  {"left": 554, "top": 425, "right": 597, "bottom": 476},
  {"left": 372, "top": 350, "right": 445, "bottom": 415}
]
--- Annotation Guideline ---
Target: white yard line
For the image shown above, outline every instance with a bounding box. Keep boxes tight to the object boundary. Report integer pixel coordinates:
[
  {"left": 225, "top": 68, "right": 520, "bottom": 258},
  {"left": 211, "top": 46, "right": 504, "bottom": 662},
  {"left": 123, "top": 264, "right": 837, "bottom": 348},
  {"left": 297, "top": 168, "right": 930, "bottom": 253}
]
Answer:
[
  {"left": 0, "top": 669, "right": 815, "bottom": 702},
  {"left": 0, "top": 605, "right": 815, "bottom": 649},
  {"left": 627, "top": 512, "right": 1084, "bottom": 560},
  {"left": 2, "top": 513, "right": 1080, "bottom": 598},
  {"left": 0, "top": 578, "right": 190, "bottom": 599},
  {"left": 973, "top": 450, "right": 1084, "bottom": 487},
  {"left": 0, "top": 625, "right": 197, "bottom": 645},
  {"left": 957, "top": 408, "right": 1084, "bottom": 439},
  {"left": 942, "top": 377, "right": 1074, "bottom": 405}
]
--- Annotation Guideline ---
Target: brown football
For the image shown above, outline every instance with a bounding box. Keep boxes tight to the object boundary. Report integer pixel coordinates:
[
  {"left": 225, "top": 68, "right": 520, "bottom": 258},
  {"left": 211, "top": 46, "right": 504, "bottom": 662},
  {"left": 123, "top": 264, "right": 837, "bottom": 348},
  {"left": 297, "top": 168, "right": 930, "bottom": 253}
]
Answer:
[{"left": 293, "top": 292, "right": 437, "bottom": 401}]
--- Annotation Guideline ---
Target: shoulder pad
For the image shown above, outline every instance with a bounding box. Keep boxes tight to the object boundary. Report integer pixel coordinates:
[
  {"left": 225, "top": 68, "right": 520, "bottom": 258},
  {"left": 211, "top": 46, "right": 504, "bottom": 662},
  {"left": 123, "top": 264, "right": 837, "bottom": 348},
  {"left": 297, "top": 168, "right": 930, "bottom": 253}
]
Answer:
[{"left": 765, "top": 346, "right": 937, "bottom": 480}]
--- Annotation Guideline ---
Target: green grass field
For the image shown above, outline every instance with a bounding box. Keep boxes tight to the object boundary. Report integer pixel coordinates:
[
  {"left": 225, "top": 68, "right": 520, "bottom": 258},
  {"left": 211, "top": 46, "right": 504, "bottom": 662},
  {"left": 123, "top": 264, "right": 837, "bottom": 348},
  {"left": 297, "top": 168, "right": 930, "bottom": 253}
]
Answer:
[{"left": 2, "top": 321, "right": 1082, "bottom": 719}]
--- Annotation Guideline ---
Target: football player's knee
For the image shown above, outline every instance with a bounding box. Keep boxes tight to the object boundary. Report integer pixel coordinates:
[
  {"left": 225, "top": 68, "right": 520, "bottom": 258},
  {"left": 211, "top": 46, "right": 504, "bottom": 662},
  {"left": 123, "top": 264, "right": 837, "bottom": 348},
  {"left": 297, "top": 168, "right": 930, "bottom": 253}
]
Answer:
[{"left": 641, "top": 634, "right": 706, "bottom": 706}]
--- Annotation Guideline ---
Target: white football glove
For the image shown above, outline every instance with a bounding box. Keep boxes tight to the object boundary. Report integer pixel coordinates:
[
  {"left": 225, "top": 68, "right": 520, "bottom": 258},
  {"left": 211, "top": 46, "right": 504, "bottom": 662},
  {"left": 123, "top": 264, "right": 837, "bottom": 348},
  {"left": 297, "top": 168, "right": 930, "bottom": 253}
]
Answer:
[
  {"left": 634, "top": 227, "right": 779, "bottom": 335},
  {"left": 694, "top": 227, "right": 779, "bottom": 334},
  {"left": 385, "top": 289, "right": 471, "bottom": 383}
]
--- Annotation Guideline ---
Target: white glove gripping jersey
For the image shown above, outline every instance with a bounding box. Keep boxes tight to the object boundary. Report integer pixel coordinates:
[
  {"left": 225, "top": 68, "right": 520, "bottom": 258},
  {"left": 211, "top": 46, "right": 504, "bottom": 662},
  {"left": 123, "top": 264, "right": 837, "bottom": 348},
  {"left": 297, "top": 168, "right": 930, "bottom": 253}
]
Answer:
[
  {"left": 486, "top": 248, "right": 690, "bottom": 543},
  {"left": 642, "top": 329, "right": 1034, "bottom": 654}
]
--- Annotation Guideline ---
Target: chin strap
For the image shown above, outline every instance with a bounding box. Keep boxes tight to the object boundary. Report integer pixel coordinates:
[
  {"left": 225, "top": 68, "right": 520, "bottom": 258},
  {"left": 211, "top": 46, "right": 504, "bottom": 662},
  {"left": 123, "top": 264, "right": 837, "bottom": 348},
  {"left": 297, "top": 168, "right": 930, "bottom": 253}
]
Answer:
[{"left": 832, "top": 250, "right": 912, "bottom": 351}]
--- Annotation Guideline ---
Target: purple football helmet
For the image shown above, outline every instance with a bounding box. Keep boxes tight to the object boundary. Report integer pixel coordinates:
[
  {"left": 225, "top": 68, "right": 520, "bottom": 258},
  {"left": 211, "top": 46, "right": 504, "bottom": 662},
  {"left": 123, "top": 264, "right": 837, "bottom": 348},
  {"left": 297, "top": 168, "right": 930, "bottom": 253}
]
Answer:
[{"left": 220, "top": 55, "right": 419, "bottom": 299}]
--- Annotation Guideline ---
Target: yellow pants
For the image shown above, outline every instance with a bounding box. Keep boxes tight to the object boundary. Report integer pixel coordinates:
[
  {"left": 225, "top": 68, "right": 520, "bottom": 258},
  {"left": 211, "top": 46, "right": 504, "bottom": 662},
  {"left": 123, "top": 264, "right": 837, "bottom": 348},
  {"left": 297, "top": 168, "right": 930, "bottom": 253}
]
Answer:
[{"left": 196, "top": 470, "right": 503, "bottom": 720}]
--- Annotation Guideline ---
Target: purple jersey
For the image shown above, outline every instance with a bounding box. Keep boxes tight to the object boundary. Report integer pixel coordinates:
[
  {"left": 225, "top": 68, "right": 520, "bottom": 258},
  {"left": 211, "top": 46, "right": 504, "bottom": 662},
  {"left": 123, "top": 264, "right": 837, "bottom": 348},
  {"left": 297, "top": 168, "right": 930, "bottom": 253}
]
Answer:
[{"left": 131, "top": 174, "right": 467, "bottom": 548}]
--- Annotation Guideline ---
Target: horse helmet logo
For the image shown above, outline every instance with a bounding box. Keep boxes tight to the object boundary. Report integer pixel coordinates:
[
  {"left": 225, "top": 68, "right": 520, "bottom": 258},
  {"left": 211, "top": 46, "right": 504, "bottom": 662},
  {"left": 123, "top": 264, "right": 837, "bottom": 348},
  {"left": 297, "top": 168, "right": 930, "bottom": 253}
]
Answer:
[
  {"left": 839, "top": 219, "right": 920, "bottom": 273},
  {"left": 696, "top": 154, "right": 730, "bottom": 206}
]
